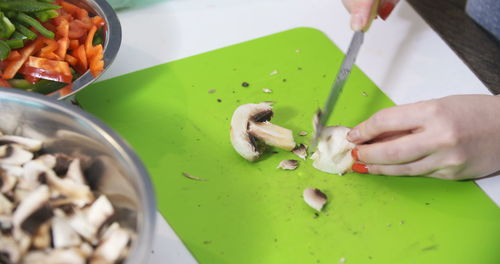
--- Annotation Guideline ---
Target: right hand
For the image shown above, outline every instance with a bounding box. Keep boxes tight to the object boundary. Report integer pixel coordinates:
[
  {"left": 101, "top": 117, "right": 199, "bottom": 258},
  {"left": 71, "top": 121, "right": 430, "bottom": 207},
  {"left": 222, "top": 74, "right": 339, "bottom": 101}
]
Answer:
[{"left": 342, "top": 0, "right": 400, "bottom": 31}]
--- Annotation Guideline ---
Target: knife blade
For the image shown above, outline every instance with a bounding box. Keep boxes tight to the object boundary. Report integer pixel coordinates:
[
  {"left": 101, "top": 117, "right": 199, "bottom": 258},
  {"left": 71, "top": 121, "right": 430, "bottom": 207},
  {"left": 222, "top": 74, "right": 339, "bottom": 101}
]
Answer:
[{"left": 311, "top": 30, "right": 365, "bottom": 151}]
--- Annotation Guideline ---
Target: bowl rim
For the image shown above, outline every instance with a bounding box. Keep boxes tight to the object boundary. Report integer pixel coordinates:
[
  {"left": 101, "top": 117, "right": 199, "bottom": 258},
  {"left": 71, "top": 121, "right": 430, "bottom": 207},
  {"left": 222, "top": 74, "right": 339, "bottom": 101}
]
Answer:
[
  {"left": 50, "top": 0, "right": 122, "bottom": 100},
  {"left": 0, "top": 87, "right": 156, "bottom": 264}
]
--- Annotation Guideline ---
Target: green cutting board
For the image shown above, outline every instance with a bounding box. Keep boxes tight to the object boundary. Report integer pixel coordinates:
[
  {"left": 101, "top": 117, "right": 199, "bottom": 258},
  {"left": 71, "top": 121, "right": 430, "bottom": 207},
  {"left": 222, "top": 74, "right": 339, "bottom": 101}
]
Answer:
[{"left": 77, "top": 28, "right": 500, "bottom": 264}]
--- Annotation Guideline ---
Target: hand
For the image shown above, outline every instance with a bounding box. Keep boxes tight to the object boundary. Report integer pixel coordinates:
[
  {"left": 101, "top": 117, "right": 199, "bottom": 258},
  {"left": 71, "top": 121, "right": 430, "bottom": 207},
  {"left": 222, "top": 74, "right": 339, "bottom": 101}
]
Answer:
[
  {"left": 342, "top": 0, "right": 400, "bottom": 30},
  {"left": 347, "top": 95, "right": 500, "bottom": 180}
]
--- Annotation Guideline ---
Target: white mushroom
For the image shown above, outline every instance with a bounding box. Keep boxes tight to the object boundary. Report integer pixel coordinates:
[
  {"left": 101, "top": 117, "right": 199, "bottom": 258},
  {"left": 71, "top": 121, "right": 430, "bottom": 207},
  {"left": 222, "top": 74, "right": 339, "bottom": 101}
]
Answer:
[
  {"left": 0, "top": 237, "right": 22, "bottom": 263},
  {"left": 66, "top": 159, "right": 86, "bottom": 185},
  {"left": 32, "top": 222, "right": 51, "bottom": 249},
  {"left": 69, "top": 195, "right": 114, "bottom": 243},
  {"left": 0, "top": 193, "right": 13, "bottom": 214},
  {"left": 46, "top": 168, "right": 94, "bottom": 208},
  {"left": 23, "top": 249, "right": 86, "bottom": 264},
  {"left": 12, "top": 185, "right": 49, "bottom": 226},
  {"left": 230, "top": 103, "right": 296, "bottom": 161},
  {"left": 35, "top": 154, "right": 57, "bottom": 169},
  {"left": 91, "top": 223, "right": 130, "bottom": 264},
  {"left": 18, "top": 160, "right": 50, "bottom": 191},
  {"left": 311, "top": 126, "right": 356, "bottom": 175},
  {"left": 52, "top": 213, "right": 82, "bottom": 248},
  {"left": 0, "top": 165, "right": 19, "bottom": 193},
  {"left": 277, "top": 160, "right": 299, "bottom": 170},
  {"left": 0, "top": 145, "right": 34, "bottom": 166},
  {"left": 303, "top": 188, "right": 328, "bottom": 212},
  {"left": 0, "top": 135, "right": 42, "bottom": 152}
]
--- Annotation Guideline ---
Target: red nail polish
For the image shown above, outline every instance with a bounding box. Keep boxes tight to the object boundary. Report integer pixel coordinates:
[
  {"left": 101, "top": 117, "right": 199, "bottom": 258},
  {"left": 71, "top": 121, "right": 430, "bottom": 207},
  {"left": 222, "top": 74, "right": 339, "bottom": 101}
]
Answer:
[
  {"left": 379, "top": 2, "right": 395, "bottom": 20},
  {"left": 352, "top": 163, "right": 369, "bottom": 174},
  {"left": 351, "top": 148, "right": 359, "bottom": 161}
]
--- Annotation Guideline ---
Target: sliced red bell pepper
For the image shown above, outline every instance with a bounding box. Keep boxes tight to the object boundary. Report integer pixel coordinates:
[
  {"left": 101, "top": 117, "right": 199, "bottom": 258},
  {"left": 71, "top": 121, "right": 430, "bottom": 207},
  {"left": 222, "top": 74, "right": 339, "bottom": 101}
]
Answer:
[
  {"left": 3, "top": 39, "right": 42, "bottom": 79},
  {"left": 22, "top": 56, "right": 73, "bottom": 83}
]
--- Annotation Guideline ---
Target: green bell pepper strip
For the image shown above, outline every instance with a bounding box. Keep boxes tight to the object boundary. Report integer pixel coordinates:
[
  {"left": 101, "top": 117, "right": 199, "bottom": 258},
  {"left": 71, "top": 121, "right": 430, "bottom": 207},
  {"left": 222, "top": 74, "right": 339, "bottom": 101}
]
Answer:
[
  {"left": 0, "top": 12, "right": 15, "bottom": 38},
  {"left": 16, "top": 13, "right": 55, "bottom": 39},
  {"left": 0, "top": 1, "right": 61, "bottom": 13},
  {"left": 5, "top": 39, "right": 24, "bottom": 49},
  {"left": 92, "top": 27, "right": 104, "bottom": 46},
  {"left": 13, "top": 23, "right": 37, "bottom": 40},
  {"left": 35, "top": 10, "right": 59, "bottom": 22},
  {"left": 0, "top": 40, "right": 11, "bottom": 60},
  {"left": 8, "top": 79, "right": 67, "bottom": 95},
  {"left": 11, "top": 31, "right": 28, "bottom": 40}
]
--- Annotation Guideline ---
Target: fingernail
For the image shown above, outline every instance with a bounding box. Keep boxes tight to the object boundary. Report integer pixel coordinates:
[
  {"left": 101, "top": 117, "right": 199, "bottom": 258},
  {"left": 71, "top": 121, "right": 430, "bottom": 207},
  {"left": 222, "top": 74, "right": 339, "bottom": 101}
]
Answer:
[
  {"left": 379, "top": 2, "right": 396, "bottom": 20},
  {"left": 351, "top": 148, "right": 359, "bottom": 161},
  {"left": 352, "top": 162, "right": 369, "bottom": 174},
  {"left": 347, "top": 129, "right": 360, "bottom": 142},
  {"left": 351, "top": 13, "right": 366, "bottom": 31}
]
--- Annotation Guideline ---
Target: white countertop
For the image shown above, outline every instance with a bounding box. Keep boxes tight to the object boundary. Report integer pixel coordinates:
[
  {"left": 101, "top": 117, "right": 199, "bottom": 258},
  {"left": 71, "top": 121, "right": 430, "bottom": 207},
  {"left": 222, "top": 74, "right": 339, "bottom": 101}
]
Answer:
[{"left": 98, "top": 0, "right": 499, "bottom": 263}]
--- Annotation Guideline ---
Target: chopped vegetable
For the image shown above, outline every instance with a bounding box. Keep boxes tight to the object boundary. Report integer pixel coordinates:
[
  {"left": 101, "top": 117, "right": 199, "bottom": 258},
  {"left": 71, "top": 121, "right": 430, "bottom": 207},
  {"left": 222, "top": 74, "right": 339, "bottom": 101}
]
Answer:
[
  {"left": 0, "top": 40, "right": 11, "bottom": 60},
  {"left": 0, "top": 0, "right": 106, "bottom": 94},
  {"left": 0, "top": 11, "right": 15, "bottom": 38},
  {"left": 22, "top": 56, "right": 73, "bottom": 83},
  {"left": 0, "top": 1, "right": 61, "bottom": 13},
  {"left": 16, "top": 12, "right": 55, "bottom": 39}
]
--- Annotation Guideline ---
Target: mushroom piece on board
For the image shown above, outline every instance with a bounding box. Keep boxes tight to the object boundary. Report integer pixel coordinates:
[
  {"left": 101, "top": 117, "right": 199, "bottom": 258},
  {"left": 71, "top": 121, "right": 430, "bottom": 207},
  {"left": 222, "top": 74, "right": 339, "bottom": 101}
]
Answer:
[
  {"left": 311, "top": 126, "right": 356, "bottom": 175},
  {"left": 230, "top": 103, "right": 296, "bottom": 161}
]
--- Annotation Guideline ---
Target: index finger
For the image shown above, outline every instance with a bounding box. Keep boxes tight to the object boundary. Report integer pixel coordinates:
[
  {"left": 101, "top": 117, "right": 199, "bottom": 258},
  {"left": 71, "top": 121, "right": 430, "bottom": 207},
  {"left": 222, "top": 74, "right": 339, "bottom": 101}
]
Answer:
[{"left": 347, "top": 102, "right": 427, "bottom": 144}]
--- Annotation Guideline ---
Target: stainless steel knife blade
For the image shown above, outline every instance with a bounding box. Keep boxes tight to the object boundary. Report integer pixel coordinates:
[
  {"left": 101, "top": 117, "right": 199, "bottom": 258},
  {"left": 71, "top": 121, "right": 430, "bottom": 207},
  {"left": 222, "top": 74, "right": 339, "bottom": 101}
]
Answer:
[{"left": 311, "top": 30, "right": 365, "bottom": 151}]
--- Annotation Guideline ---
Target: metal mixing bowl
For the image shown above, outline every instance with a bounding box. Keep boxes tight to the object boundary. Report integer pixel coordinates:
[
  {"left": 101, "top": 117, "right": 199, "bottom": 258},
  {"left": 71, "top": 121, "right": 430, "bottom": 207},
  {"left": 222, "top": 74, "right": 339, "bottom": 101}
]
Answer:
[
  {"left": 50, "top": 0, "right": 122, "bottom": 100},
  {"left": 0, "top": 88, "right": 156, "bottom": 263}
]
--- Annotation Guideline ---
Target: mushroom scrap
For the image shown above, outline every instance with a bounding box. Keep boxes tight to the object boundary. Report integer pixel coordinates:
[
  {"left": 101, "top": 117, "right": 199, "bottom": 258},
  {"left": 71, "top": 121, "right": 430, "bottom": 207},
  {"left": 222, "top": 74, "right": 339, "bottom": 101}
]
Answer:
[
  {"left": 0, "top": 133, "right": 133, "bottom": 264},
  {"left": 230, "top": 102, "right": 296, "bottom": 161}
]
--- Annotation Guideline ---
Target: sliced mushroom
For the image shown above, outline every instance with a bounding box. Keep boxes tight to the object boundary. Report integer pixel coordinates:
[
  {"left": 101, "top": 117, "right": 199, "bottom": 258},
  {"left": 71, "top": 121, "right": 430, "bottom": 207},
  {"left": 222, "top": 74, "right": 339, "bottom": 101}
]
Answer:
[
  {"left": 66, "top": 159, "right": 86, "bottom": 185},
  {"left": 18, "top": 160, "right": 50, "bottom": 191},
  {"left": 52, "top": 213, "right": 82, "bottom": 248},
  {"left": 78, "top": 242, "right": 94, "bottom": 258},
  {"left": 292, "top": 144, "right": 308, "bottom": 160},
  {"left": 32, "top": 222, "right": 51, "bottom": 249},
  {"left": 0, "top": 144, "right": 34, "bottom": 166},
  {"left": 0, "top": 165, "right": 19, "bottom": 193},
  {"left": 46, "top": 168, "right": 94, "bottom": 208},
  {"left": 230, "top": 103, "right": 296, "bottom": 161},
  {"left": 310, "top": 126, "right": 356, "bottom": 175},
  {"left": 303, "top": 188, "right": 327, "bottom": 212},
  {"left": 277, "top": 160, "right": 299, "bottom": 170},
  {"left": 12, "top": 185, "right": 51, "bottom": 234},
  {"left": 0, "top": 135, "right": 43, "bottom": 152},
  {"left": 0, "top": 215, "right": 13, "bottom": 234},
  {"left": 35, "top": 154, "right": 57, "bottom": 169},
  {"left": 0, "top": 237, "right": 21, "bottom": 264},
  {"left": 91, "top": 223, "right": 130, "bottom": 264},
  {"left": 0, "top": 193, "right": 14, "bottom": 215},
  {"left": 23, "top": 248, "right": 86, "bottom": 264},
  {"left": 69, "top": 195, "right": 114, "bottom": 243}
]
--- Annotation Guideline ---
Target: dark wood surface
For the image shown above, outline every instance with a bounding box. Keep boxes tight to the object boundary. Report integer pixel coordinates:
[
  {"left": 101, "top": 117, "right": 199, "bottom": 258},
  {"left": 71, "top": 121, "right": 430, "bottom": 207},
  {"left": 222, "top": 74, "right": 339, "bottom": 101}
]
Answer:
[{"left": 408, "top": 0, "right": 500, "bottom": 94}]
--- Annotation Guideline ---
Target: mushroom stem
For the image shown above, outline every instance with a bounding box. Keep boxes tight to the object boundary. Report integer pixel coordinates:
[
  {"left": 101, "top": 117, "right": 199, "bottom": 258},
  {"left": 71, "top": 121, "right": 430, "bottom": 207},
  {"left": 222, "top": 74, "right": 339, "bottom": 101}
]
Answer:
[{"left": 248, "top": 121, "right": 296, "bottom": 151}]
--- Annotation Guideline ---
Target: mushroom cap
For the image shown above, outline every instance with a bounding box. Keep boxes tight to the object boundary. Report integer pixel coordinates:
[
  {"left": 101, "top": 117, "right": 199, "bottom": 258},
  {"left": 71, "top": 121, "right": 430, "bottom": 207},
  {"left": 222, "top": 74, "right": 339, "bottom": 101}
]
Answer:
[
  {"left": 311, "top": 126, "right": 355, "bottom": 175},
  {"left": 230, "top": 103, "right": 273, "bottom": 161}
]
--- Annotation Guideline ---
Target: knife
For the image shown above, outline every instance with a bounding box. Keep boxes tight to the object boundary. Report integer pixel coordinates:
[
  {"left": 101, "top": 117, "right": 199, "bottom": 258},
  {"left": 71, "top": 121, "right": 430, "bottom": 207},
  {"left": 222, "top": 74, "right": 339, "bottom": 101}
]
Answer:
[
  {"left": 311, "top": 1, "right": 380, "bottom": 151},
  {"left": 310, "top": 31, "right": 365, "bottom": 151}
]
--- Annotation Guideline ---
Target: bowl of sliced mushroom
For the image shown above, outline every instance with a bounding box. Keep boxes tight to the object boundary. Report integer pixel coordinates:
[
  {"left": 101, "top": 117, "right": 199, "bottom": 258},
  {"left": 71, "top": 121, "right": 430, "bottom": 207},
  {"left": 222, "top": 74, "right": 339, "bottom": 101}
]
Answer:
[{"left": 0, "top": 88, "right": 156, "bottom": 264}]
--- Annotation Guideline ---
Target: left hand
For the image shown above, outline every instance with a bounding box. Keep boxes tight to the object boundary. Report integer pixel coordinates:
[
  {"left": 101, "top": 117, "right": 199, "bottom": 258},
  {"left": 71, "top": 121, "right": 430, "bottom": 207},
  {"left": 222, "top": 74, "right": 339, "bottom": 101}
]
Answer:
[{"left": 348, "top": 94, "right": 500, "bottom": 180}]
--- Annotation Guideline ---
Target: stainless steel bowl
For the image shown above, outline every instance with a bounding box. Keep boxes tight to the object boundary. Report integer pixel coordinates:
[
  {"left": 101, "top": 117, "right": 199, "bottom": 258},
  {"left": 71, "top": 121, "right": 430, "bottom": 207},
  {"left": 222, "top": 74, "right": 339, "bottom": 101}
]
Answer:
[
  {"left": 0, "top": 88, "right": 155, "bottom": 263},
  {"left": 50, "top": 0, "right": 122, "bottom": 100}
]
